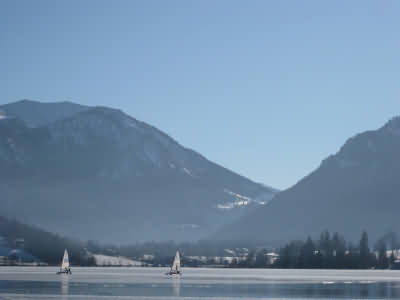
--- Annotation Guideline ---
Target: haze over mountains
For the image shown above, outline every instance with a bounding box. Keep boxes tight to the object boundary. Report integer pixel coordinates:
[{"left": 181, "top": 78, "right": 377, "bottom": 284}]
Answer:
[
  {"left": 2, "top": 100, "right": 399, "bottom": 245},
  {"left": 0, "top": 100, "right": 277, "bottom": 242},
  {"left": 217, "top": 116, "right": 400, "bottom": 243}
]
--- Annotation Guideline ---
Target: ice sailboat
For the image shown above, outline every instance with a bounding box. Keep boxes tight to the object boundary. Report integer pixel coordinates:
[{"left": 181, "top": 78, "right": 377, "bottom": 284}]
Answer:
[
  {"left": 166, "top": 250, "right": 182, "bottom": 275},
  {"left": 57, "top": 249, "right": 72, "bottom": 274}
]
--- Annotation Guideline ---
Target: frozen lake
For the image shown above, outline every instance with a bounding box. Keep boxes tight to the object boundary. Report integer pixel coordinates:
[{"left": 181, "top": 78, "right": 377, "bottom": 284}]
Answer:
[{"left": 1, "top": 267, "right": 400, "bottom": 299}]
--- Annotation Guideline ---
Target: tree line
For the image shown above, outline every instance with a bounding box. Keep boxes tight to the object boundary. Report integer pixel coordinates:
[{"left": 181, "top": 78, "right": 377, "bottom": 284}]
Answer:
[
  {"left": 235, "top": 231, "right": 398, "bottom": 269},
  {"left": 2, "top": 215, "right": 399, "bottom": 269}
]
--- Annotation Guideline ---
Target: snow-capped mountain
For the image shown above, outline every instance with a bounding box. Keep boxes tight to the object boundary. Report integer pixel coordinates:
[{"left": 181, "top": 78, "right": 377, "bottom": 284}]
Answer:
[
  {"left": 0, "top": 100, "right": 277, "bottom": 242},
  {"left": 215, "top": 116, "right": 400, "bottom": 243}
]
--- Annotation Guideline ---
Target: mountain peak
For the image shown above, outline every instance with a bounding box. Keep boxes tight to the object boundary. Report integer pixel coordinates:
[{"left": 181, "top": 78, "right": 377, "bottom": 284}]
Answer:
[
  {"left": 0, "top": 100, "right": 89, "bottom": 127},
  {"left": 83, "top": 106, "right": 131, "bottom": 123},
  {"left": 382, "top": 116, "right": 400, "bottom": 135}
]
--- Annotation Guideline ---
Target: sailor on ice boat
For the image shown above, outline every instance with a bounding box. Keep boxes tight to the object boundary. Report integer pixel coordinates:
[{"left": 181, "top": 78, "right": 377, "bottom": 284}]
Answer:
[
  {"left": 166, "top": 250, "right": 182, "bottom": 276},
  {"left": 57, "top": 249, "right": 72, "bottom": 274}
]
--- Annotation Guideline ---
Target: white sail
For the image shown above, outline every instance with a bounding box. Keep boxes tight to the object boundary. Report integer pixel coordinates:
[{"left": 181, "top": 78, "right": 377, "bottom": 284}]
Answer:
[
  {"left": 61, "top": 249, "right": 70, "bottom": 270},
  {"left": 170, "top": 250, "right": 181, "bottom": 273}
]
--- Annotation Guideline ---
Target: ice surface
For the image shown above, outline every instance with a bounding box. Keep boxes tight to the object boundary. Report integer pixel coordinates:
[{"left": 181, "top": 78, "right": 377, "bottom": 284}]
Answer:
[{"left": 1, "top": 267, "right": 400, "bottom": 299}]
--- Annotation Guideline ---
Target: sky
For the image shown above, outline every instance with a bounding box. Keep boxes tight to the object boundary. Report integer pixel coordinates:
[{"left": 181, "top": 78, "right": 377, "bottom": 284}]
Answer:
[{"left": 1, "top": 0, "right": 400, "bottom": 189}]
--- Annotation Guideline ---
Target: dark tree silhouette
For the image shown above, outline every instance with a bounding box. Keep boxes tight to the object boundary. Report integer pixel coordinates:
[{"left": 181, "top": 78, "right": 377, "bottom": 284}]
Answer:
[{"left": 359, "top": 231, "right": 372, "bottom": 269}]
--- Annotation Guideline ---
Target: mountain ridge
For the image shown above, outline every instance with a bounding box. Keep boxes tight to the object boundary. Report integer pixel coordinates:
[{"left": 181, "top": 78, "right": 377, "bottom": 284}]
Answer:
[
  {"left": 0, "top": 100, "right": 277, "bottom": 242},
  {"left": 214, "top": 116, "right": 400, "bottom": 243}
]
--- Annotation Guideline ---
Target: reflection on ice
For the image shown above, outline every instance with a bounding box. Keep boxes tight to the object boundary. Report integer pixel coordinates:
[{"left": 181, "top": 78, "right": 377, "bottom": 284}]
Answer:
[
  {"left": 171, "top": 276, "right": 181, "bottom": 297},
  {"left": 60, "top": 275, "right": 69, "bottom": 296}
]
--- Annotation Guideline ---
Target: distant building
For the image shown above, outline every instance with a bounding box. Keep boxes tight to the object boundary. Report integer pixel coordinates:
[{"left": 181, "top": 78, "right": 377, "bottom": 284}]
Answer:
[
  {"left": 373, "top": 249, "right": 400, "bottom": 260},
  {"left": 265, "top": 252, "right": 279, "bottom": 265},
  {"left": 387, "top": 249, "right": 400, "bottom": 260},
  {"left": 392, "top": 259, "right": 400, "bottom": 270}
]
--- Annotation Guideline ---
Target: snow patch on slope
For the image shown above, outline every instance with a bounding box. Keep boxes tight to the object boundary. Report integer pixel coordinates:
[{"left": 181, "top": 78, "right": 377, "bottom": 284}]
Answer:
[
  {"left": 93, "top": 254, "right": 142, "bottom": 266},
  {"left": 224, "top": 189, "right": 252, "bottom": 201},
  {"left": 218, "top": 189, "right": 276, "bottom": 210},
  {"left": 182, "top": 167, "right": 195, "bottom": 177},
  {"left": 0, "top": 110, "right": 10, "bottom": 120},
  {"left": 217, "top": 190, "right": 252, "bottom": 209}
]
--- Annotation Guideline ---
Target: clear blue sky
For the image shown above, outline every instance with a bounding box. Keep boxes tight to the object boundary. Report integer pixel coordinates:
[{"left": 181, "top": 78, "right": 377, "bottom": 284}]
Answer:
[{"left": 1, "top": 0, "right": 400, "bottom": 189}]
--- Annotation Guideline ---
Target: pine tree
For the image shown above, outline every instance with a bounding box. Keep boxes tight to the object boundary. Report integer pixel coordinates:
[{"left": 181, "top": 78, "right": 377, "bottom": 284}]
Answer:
[
  {"left": 332, "top": 232, "right": 346, "bottom": 268},
  {"left": 359, "top": 231, "right": 371, "bottom": 269},
  {"left": 299, "top": 236, "right": 316, "bottom": 268},
  {"left": 389, "top": 251, "right": 396, "bottom": 269},
  {"left": 319, "top": 231, "right": 332, "bottom": 267},
  {"left": 277, "top": 245, "right": 290, "bottom": 268},
  {"left": 255, "top": 249, "right": 267, "bottom": 267}
]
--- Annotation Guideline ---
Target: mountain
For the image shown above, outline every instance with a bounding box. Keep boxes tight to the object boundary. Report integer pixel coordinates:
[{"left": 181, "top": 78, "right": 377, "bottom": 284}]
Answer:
[
  {"left": 216, "top": 117, "right": 400, "bottom": 243},
  {"left": 0, "top": 99, "right": 88, "bottom": 127},
  {"left": 0, "top": 215, "right": 91, "bottom": 265},
  {"left": 0, "top": 100, "right": 277, "bottom": 242}
]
